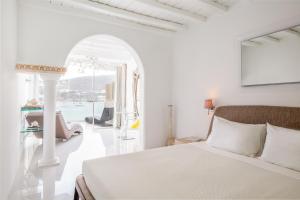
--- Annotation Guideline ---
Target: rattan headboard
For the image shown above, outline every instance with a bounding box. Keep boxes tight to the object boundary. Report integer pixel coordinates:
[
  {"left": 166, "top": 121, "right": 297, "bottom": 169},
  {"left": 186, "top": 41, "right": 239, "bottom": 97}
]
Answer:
[{"left": 208, "top": 105, "right": 300, "bottom": 135}]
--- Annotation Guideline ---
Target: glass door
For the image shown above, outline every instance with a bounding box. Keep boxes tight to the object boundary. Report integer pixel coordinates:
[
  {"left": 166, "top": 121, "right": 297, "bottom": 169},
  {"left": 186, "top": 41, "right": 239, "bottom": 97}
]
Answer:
[
  {"left": 56, "top": 61, "right": 94, "bottom": 126},
  {"left": 91, "top": 64, "right": 115, "bottom": 130},
  {"left": 56, "top": 56, "right": 116, "bottom": 131}
]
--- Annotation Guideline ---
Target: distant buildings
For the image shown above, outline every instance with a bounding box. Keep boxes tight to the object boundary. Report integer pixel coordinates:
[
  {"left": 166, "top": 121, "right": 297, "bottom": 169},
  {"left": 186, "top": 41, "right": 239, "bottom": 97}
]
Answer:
[{"left": 57, "top": 74, "right": 115, "bottom": 102}]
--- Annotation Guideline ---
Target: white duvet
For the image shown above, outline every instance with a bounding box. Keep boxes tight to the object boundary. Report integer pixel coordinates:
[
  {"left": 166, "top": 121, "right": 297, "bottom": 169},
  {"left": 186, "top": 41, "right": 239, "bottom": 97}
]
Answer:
[{"left": 83, "top": 142, "right": 300, "bottom": 199}]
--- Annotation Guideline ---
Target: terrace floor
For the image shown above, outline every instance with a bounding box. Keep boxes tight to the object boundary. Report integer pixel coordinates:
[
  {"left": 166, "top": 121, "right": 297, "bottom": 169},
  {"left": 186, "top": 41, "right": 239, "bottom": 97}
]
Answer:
[{"left": 9, "top": 124, "right": 142, "bottom": 200}]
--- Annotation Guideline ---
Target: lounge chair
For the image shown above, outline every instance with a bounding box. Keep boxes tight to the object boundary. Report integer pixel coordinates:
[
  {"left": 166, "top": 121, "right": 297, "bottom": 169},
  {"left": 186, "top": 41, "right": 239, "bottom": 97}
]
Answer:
[
  {"left": 26, "top": 111, "right": 83, "bottom": 140},
  {"left": 85, "top": 107, "right": 114, "bottom": 127}
]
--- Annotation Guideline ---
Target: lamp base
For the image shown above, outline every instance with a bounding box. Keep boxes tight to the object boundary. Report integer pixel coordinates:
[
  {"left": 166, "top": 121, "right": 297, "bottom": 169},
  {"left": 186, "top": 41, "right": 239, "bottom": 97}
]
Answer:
[
  {"left": 38, "top": 157, "right": 60, "bottom": 168},
  {"left": 119, "top": 136, "right": 135, "bottom": 140},
  {"left": 167, "top": 137, "right": 175, "bottom": 146}
]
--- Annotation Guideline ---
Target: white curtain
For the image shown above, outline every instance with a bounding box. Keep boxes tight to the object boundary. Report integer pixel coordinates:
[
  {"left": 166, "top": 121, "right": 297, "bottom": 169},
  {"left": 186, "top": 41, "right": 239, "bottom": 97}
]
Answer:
[
  {"left": 114, "top": 64, "right": 127, "bottom": 128},
  {"left": 132, "top": 70, "right": 140, "bottom": 119},
  {"left": 104, "top": 82, "right": 114, "bottom": 108}
]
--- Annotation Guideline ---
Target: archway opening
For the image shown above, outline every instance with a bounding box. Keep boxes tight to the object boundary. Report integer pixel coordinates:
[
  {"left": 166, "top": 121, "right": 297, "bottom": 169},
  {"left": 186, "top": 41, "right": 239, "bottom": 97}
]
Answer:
[{"left": 58, "top": 35, "right": 145, "bottom": 150}]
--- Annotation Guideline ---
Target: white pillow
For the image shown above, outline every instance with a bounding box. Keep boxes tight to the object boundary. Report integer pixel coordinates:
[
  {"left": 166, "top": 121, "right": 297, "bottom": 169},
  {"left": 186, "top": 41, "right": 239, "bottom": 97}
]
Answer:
[
  {"left": 207, "top": 117, "right": 266, "bottom": 156},
  {"left": 260, "top": 123, "right": 300, "bottom": 172}
]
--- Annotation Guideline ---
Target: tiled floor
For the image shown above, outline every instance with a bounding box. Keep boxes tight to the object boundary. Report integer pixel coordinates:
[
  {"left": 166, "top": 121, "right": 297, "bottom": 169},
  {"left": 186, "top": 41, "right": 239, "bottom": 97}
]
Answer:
[{"left": 9, "top": 124, "right": 142, "bottom": 200}]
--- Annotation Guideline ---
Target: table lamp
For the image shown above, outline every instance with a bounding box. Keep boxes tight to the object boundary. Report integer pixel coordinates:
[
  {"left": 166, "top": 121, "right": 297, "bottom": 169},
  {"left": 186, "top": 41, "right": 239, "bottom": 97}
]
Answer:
[{"left": 204, "top": 99, "right": 215, "bottom": 114}]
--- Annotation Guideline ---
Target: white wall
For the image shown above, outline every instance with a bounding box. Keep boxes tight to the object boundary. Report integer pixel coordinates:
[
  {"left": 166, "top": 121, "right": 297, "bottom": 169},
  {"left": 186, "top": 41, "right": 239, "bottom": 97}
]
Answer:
[
  {"left": 172, "top": 0, "right": 300, "bottom": 139},
  {"left": 0, "top": 0, "right": 3, "bottom": 196},
  {"left": 0, "top": 0, "right": 20, "bottom": 199},
  {"left": 18, "top": 2, "right": 173, "bottom": 149}
]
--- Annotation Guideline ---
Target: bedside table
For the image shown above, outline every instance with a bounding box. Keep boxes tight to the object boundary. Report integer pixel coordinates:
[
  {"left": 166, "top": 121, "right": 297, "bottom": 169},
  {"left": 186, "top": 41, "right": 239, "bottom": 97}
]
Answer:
[{"left": 174, "top": 136, "right": 202, "bottom": 145}]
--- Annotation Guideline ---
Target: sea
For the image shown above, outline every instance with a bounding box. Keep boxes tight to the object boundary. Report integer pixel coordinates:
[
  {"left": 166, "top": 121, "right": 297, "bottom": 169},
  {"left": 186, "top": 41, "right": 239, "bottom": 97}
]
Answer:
[{"left": 56, "top": 101, "right": 104, "bottom": 122}]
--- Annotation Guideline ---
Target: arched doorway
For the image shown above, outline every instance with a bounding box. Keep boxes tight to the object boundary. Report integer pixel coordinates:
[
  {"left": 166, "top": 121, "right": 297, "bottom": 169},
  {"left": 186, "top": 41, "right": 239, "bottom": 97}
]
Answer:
[{"left": 58, "top": 35, "right": 145, "bottom": 150}]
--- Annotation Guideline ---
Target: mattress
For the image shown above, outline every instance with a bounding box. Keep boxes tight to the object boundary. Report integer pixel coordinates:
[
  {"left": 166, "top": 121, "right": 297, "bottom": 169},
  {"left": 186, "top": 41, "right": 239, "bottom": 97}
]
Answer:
[{"left": 82, "top": 142, "right": 300, "bottom": 199}]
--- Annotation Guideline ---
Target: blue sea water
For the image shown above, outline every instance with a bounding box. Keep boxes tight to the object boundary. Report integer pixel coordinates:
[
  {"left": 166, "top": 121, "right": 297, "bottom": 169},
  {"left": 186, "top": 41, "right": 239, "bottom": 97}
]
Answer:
[{"left": 56, "top": 101, "right": 104, "bottom": 122}]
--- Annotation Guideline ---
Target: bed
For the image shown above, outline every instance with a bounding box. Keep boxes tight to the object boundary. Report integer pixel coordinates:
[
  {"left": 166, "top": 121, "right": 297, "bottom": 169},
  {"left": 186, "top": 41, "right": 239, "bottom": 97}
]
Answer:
[{"left": 74, "top": 105, "right": 300, "bottom": 200}]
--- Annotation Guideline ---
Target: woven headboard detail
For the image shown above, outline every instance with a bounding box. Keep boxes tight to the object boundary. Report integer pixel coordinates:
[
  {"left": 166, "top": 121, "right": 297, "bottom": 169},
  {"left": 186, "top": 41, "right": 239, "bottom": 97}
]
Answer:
[{"left": 208, "top": 105, "right": 300, "bottom": 135}]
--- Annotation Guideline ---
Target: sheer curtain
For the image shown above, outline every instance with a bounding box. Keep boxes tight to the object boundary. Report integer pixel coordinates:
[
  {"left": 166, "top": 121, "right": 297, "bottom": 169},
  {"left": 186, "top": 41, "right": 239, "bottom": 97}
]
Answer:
[
  {"left": 114, "top": 64, "right": 127, "bottom": 128},
  {"left": 132, "top": 70, "right": 140, "bottom": 119}
]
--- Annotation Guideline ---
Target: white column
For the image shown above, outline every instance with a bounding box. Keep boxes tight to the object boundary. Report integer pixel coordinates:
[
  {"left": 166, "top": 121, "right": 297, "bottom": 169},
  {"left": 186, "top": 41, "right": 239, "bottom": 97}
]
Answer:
[
  {"left": 42, "top": 167, "right": 56, "bottom": 200},
  {"left": 38, "top": 73, "right": 61, "bottom": 167}
]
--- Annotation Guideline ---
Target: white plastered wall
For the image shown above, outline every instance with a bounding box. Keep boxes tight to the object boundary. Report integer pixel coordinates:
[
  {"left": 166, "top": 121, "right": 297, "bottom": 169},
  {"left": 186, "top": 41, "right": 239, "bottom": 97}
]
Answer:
[{"left": 172, "top": 0, "right": 300, "bottom": 139}]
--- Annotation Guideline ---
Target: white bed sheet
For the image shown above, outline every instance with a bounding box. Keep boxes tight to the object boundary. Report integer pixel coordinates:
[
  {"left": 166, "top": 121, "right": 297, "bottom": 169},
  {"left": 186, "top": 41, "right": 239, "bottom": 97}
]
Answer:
[{"left": 83, "top": 142, "right": 300, "bottom": 199}]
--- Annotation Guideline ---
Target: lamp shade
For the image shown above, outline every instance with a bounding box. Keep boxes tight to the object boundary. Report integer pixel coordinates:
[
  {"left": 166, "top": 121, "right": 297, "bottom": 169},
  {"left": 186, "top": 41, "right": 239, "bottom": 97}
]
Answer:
[{"left": 204, "top": 99, "right": 214, "bottom": 109}]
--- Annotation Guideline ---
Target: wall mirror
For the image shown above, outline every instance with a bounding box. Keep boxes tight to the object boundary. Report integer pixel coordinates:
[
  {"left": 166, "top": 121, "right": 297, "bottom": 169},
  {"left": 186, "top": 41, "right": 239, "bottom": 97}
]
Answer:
[{"left": 241, "top": 25, "right": 300, "bottom": 86}]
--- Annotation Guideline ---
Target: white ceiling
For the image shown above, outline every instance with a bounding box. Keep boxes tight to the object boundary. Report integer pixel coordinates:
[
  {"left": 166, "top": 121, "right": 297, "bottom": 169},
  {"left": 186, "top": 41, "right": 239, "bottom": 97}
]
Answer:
[
  {"left": 65, "top": 35, "right": 134, "bottom": 69},
  {"left": 88, "top": 0, "right": 237, "bottom": 30},
  {"left": 43, "top": 0, "right": 238, "bottom": 32},
  {"left": 69, "top": 36, "right": 131, "bottom": 60}
]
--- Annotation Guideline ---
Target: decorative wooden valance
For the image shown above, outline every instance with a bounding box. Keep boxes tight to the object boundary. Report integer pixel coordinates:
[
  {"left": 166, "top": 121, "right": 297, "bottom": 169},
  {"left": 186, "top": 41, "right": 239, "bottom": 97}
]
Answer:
[{"left": 16, "top": 64, "right": 67, "bottom": 74}]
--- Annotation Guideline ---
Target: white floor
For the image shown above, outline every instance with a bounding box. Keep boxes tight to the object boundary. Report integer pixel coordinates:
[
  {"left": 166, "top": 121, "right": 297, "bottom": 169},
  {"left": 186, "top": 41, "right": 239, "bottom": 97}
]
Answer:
[{"left": 9, "top": 124, "right": 142, "bottom": 200}]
